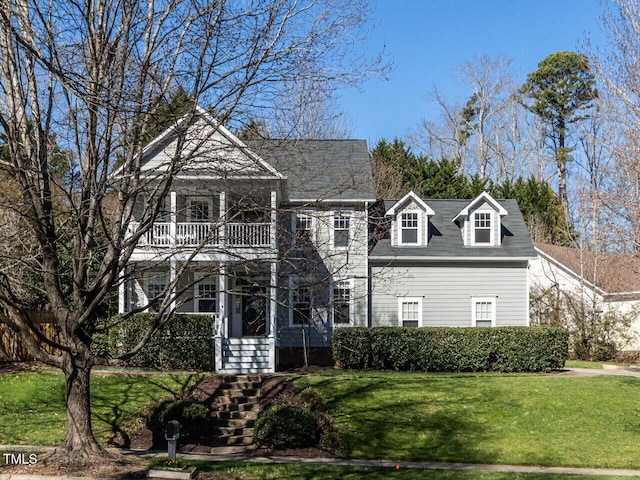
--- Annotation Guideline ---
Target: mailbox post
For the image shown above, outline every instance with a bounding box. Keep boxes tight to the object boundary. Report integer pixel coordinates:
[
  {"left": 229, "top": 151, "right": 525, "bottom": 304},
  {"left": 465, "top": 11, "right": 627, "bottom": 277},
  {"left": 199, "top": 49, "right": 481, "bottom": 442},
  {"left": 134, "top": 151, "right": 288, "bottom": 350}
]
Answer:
[{"left": 164, "top": 420, "right": 180, "bottom": 459}]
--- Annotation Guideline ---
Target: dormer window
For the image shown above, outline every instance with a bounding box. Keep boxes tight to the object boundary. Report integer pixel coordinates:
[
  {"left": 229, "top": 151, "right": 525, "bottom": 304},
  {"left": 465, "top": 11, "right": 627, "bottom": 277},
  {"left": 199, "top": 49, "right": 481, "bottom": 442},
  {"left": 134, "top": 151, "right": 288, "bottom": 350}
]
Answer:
[
  {"left": 386, "top": 191, "right": 434, "bottom": 248},
  {"left": 474, "top": 212, "right": 492, "bottom": 244},
  {"left": 401, "top": 212, "right": 419, "bottom": 244}
]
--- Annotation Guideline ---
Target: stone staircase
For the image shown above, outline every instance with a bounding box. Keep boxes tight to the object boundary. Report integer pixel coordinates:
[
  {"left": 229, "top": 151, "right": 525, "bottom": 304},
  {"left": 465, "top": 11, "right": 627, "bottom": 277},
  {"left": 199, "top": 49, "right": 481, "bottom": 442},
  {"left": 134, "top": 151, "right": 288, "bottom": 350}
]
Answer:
[{"left": 212, "top": 375, "right": 262, "bottom": 446}]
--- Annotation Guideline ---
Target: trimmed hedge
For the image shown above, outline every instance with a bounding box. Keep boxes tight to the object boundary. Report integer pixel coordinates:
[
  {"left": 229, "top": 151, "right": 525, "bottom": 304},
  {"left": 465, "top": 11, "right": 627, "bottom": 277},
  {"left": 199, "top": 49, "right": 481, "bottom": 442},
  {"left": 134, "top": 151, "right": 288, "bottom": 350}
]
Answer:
[
  {"left": 254, "top": 404, "right": 320, "bottom": 449},
  {"left": 92, "top": 313, "right": 214, "bottom": 371},
  {"left": 333, "top": 326, "right": 568, "bottom": 373}
]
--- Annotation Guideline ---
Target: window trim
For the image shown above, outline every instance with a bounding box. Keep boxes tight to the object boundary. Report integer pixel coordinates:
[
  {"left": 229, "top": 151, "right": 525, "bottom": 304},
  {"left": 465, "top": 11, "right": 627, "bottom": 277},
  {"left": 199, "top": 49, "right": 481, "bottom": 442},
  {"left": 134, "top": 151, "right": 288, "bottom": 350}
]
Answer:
[
  {"left": 146, "top": 273, "right": 168, "bottom": 313},
  {"left": 193, "top": 273, "right": 217, "bottom": 314},
  {"left": 471, "top": 296, "right": 497, "bottom": 327},
  {"left": 187, "top": 196, "right": 213, "bottom": 223},
  {"left": 397, "top": 297, "right": 423, "bottom": 328},
  {"left": 332, "top": 279, "right": 353, "bottom": 326},
  {"left": 471, "top": 211, "right": 494, "bottom": 246},
  {"left": 398, "top": 210, "right": 421, "bottom": 246},
  {"left": 292, "top": 210, "right": 316, "bottom": 246},
  {"left": 289, "top": 276, "right": 312, "bottom": 327},
  {"left": 331, "top": 210, "right": 352, "bottom": 249}
]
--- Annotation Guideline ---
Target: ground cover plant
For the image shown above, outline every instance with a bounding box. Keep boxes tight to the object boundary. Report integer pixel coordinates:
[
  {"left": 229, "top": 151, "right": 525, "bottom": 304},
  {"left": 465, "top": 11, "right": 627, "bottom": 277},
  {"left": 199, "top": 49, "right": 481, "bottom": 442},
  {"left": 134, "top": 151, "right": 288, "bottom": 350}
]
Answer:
[
  {"left": 293, "top": 371, "right": 640, "bottom": 469},
  {"left": 0, "top": 369, "right": 202, "bottom": 445}
]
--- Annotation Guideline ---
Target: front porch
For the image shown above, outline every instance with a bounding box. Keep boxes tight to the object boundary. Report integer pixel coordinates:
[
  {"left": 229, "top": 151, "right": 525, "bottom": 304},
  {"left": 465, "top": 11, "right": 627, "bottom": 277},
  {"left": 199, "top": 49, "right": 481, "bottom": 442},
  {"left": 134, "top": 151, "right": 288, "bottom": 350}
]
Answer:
[{"left": 120, "top": 261, "right": 278, "bottom": 374}]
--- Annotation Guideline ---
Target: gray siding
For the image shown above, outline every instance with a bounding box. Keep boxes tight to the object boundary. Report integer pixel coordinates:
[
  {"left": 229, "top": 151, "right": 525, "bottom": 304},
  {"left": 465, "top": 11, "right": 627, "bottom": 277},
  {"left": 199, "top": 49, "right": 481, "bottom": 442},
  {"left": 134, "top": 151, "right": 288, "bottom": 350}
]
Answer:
[{"left": 371, "top": 262, "right": 529, "bottom": 327}]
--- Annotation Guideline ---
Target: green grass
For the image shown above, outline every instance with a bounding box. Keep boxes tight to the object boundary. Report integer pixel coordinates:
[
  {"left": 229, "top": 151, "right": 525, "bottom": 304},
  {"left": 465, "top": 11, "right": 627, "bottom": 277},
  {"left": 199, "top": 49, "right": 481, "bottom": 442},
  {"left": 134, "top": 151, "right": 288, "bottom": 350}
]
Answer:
[
  {"left": 564, "top": 359, "right": 604, "bottom": 369},
  {"left": 0, "top": 370, "right": 202, "bottom": 445},
  {"left": 294, "top": 371, "right": 640, "bottom": 470},
  {"left": 172, "top": 460, "right": 640, "bottom": 479}
]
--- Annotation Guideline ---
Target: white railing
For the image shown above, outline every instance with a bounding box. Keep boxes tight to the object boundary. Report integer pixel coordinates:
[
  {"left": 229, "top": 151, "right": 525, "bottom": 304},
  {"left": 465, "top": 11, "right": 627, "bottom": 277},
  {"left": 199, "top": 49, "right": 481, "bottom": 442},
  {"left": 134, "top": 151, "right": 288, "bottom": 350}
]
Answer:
[
  {"left": 227, "top": 222, "right": 271, "bottom": 247},
  {"left": 129, "top": 221, "right": 271, "bottom": 248},
  {"left": 176, "top": 222, "right": 219, "bottom": 246}
]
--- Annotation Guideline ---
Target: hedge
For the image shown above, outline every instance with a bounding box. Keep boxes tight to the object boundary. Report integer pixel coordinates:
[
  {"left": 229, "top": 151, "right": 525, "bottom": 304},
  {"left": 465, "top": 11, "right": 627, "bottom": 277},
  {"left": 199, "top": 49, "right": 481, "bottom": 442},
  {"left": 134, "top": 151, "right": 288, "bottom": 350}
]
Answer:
[
  {"left": 332, "top": 326, "right": 568, "bottom": 373},
  {"left": 92, "top": 313, "right": 214, "bottom": 371}
]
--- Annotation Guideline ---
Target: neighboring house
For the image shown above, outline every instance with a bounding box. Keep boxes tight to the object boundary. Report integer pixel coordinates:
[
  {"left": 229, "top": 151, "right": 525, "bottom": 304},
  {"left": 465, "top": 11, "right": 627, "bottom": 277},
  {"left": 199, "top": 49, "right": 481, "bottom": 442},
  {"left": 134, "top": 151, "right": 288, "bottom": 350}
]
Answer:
[
  {"left": 119, "top": 109, "right": 537, "bottom": 373},
  {"left": 369, "top": 191, "right": 537, "bottom": 329},
  {"left": 530, "top": 243, "right": 640, "bottom": 350}
]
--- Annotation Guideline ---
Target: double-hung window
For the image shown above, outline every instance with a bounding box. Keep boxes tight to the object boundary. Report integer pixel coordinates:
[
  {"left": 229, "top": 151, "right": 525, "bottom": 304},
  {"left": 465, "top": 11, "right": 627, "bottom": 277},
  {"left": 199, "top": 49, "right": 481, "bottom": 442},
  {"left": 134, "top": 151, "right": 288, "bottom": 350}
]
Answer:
[
  {"left": 333, "top": 212, "right": 351, "bottom": 248},
  {"left": 473, "top": 212, "right": 492, "bottom": 244},
  {"left": 194, "top": 276, "right": 217, "bottom": 313},
  {"left": 333, "top": 280, "right": 352, "bottom": 325},
  {"left": 472, "top": 297, "right": 496, "bottom": 327},
  {"left": 188, "top": 197, "right": 212, "bottom": 222},
  {"left": 147, "top": 274, "right": 168, "bottom": 312},
  {"left": 400, "top": 212, "right": 419, "bottom": 245},
  {"left": 290, "top": 277, "right": 312, "bottom": 326},
  {"left": 398, "top": 297, "right": 422, "bottom": 328},
  {"left": 294, "top": 212, "right": 314, "bottom": 246}
]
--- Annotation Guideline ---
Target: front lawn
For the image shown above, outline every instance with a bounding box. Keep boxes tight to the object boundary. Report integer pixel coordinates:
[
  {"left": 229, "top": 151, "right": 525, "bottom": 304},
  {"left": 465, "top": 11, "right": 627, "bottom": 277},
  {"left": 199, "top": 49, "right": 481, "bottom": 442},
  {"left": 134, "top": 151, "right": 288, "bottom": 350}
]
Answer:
[
  {"left": 187, "top": 461, "right": 639, "bottom": 480},
  {"left": 294, "top": 371, "right": 640, "bottom": 469},
  {"left": 0, "top": 369, "right": 202, "bottom": 445}
]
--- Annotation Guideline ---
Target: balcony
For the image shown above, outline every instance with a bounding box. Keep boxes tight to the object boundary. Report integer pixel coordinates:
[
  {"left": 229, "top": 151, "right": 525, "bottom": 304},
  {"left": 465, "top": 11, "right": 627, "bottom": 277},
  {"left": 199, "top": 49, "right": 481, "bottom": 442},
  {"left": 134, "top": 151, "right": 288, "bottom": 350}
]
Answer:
[{"left": 130, "top": 221, "right": 273, "bottom": 248}]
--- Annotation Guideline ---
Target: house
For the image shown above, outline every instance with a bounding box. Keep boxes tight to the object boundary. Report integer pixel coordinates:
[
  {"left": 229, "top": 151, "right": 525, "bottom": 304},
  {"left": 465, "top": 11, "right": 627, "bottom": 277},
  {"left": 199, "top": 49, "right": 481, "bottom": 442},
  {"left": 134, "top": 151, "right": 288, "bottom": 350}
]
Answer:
[
  {"left": 119, "top": 109, "right": 374, "bottom": 373},
  {"left": 119, "top": 109, "right": 537, "bottom": 373},
  {"left": 369, "top": 191, "right": 537, "bottom": 329},
  {"left": 530, "top": 243, "right": 640, "bottom": 350}
]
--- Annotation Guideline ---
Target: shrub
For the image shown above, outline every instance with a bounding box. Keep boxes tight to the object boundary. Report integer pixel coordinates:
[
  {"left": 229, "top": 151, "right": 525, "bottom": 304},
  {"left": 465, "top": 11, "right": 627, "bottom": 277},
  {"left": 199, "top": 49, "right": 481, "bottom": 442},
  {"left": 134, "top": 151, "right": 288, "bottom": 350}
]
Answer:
[
  {"left": 147, "top": 398, "right": 210, "bottom": 444},
  {"left": 254, "top": 404, "right": 319, "bottom": 448},
  {"left": 333, "top": 326, "right": 568, "bottom": 373},
  {"left": 91, "top": 313, "right": 214, "bottom": 370}
]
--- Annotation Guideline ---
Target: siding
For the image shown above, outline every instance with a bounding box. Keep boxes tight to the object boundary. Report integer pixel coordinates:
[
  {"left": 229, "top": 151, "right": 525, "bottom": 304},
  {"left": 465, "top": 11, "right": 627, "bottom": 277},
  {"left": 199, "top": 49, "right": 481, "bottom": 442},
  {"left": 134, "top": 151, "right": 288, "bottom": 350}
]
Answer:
[{"left": 371, "top": 262, "right": 529, "bottom": 327}]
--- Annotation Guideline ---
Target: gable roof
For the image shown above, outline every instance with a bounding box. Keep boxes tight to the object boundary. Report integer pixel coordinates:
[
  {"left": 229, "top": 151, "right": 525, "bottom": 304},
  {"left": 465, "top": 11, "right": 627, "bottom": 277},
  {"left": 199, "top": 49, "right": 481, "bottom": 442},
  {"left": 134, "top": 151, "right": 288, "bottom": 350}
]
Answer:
[
  {"left": 534, "top": 242, "right": 640, "bottom": 296},
  {"left": 138, "top": 107, "right": 283, "bottom": 179},
  {"left": 245, "top": 139, "right": 376, "bottom": 203},
  {"left": 370, "top": 198, "right": 536, "bottom": 261},
  {"left": 453, "top": 191, "right": 508, "bottom": 222},
  {"left": 386, "top": 190, "right": 435, "bottom": 216}
]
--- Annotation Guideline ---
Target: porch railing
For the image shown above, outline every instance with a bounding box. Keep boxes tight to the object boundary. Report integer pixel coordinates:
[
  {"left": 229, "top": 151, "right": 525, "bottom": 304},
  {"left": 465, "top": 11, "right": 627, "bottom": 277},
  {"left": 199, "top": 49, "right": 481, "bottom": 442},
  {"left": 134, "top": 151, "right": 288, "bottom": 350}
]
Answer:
[{"left": 129, "top": 221, "right": 272, "bottom": 248}]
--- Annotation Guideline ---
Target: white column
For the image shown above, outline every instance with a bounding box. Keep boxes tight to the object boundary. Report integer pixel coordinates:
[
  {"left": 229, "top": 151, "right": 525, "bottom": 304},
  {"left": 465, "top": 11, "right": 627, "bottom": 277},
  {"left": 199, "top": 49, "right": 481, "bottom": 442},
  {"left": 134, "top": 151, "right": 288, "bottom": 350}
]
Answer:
[
  {"left": 118, "top": 273, "right": 126, "bottom": 314},
  {"left": 270, "top": 190, "right": 277, "bottom": 248},
  {"left": 218, "top": 263, "right": 226, "bottom": 337},
  {"left": 170, "top": 191, "right": 177, "bottom": 245},
  {"left": 170, "top": 258, "right": 177, "bottom": 313},
  {"left": 268, "top": 260, "right": 277, "bottom": 371},
  {"left": 219, "top": 190, "right": 226, "bottom": 247}
]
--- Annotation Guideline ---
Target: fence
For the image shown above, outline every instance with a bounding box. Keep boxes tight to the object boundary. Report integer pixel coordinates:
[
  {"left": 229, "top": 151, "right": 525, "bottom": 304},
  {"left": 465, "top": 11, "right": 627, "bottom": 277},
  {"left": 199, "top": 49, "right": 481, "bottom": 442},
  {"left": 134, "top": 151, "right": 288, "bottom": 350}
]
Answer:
[{"left": 0, "top": 311, "right": 62, "bottom": 362}]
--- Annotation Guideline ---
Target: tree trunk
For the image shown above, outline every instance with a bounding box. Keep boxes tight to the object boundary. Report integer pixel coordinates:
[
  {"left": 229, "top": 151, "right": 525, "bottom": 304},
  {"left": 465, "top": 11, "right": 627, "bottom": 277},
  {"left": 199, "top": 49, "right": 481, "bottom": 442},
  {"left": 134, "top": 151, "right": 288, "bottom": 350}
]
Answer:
[{"left": 51, "top": 352, "right": 107, "bottom": 461}]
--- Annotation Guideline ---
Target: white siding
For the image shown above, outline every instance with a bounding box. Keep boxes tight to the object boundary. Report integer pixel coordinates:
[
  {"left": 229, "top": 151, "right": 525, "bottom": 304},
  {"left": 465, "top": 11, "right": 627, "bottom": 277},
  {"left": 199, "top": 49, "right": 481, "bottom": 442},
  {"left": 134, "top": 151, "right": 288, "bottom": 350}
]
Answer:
[{"left": 371, "top": 262, "right": 529, "bottom": 327}]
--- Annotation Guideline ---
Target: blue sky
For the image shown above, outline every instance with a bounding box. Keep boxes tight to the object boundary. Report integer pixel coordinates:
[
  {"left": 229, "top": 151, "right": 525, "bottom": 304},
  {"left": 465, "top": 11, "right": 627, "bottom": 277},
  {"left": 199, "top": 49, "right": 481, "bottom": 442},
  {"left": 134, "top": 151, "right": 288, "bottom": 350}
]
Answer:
[{"left": 339, "top": 0, "right": 606, "bottom": 145}]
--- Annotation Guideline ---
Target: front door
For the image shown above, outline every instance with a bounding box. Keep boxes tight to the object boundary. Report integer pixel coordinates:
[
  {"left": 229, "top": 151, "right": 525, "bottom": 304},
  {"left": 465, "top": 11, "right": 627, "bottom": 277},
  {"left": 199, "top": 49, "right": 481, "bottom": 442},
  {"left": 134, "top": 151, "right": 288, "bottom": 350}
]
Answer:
[{"left": 242, "top": 285, "right": 267, "bottom": 337}]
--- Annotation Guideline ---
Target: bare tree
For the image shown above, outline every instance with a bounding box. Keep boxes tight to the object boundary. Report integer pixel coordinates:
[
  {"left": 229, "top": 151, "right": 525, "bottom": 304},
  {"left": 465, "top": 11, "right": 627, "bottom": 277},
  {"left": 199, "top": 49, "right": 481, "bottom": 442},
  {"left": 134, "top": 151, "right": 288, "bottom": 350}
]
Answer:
[{"left": 0, "top": 0, "right": 381, "bottom": 463}]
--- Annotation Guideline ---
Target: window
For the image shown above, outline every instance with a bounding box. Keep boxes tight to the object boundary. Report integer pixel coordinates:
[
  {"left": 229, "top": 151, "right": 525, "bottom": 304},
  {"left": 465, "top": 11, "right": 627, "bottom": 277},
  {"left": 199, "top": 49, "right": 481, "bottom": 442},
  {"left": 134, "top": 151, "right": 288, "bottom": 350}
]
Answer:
[
  {"left": 294, "top": 212, "right": 314, "bottom": 246},
  {"left": 400, "top": 212, "right": 419, "bottom": 245},
  {"left": 195, "top": 276, "right": 217, "bottom": 313},
  {"left": 147, "top": 274, "right": 167, "bottom": 312},
  {"left": 290, "top": 278, "right": 312, "bottom": 326},
  {"left": 333, "top": 280, "right": 352, "bottom": 325},
  {"left": 333, "top": 212, "right": 351, "bottom": 248},
  {"left": 398, "top": 297, "right": 422, "bottom": 328},
  {"left": 472, "top": 297, "right": 496, "bottom": 327},
  {"left": 188, "top": 197, "right": 212, "bottom": 222},
  {"left": 474, "top": 212, "right": 492, "bottom": 244}
]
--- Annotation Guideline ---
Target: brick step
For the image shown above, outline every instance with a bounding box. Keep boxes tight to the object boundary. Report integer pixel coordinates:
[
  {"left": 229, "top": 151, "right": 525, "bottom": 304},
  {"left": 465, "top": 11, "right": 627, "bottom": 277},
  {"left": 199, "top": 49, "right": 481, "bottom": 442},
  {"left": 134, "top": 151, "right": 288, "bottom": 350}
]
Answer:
[
  {"left": 221, "top": 381, "right": 262, "bottom": 390},
  {"left": 212, "top": 434, "right": 254, "bottom": 446},
  {"left": 218, "top": 387, "right": 260, "bottom": 398},
  {"left": 217, "top": 408, "right": 258, "bottom": 420},
  {"left": 217, "top": 395, "right": 259, "bottom": 405},
  {"left": 215, "top": 416, "right": 256, "bottom": 428},
  {"left": 216, "top": 426, "right": 254, "bottom": 437},
  {"left": 217, "top": 401, "right": 259, "bottom": 413}
]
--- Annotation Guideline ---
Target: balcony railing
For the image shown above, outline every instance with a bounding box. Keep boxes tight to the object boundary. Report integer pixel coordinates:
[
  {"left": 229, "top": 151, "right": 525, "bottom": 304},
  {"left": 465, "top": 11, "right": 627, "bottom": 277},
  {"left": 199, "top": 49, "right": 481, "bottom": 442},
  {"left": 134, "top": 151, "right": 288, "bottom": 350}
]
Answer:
[{"left": 130, "top": 221, "right": 272, "bottom": 248}]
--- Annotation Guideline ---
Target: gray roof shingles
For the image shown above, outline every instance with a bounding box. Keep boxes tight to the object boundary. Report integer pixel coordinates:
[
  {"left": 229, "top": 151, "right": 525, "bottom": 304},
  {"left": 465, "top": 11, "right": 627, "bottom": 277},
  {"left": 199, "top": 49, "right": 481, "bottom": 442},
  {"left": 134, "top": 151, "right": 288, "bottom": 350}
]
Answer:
[
  {"left": 370, "top": 199, "right": 537, "bottom": 260},
  {"left": 245, "top": 139, "right": 376, "bottom": 202}
]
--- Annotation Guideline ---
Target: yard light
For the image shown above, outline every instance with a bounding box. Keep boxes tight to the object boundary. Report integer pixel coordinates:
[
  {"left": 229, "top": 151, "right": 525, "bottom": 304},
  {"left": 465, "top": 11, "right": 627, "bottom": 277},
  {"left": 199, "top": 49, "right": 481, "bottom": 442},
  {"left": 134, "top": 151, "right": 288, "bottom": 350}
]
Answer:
[{"left": 164, "top": 420, "right": 181, "bottom": 459}]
